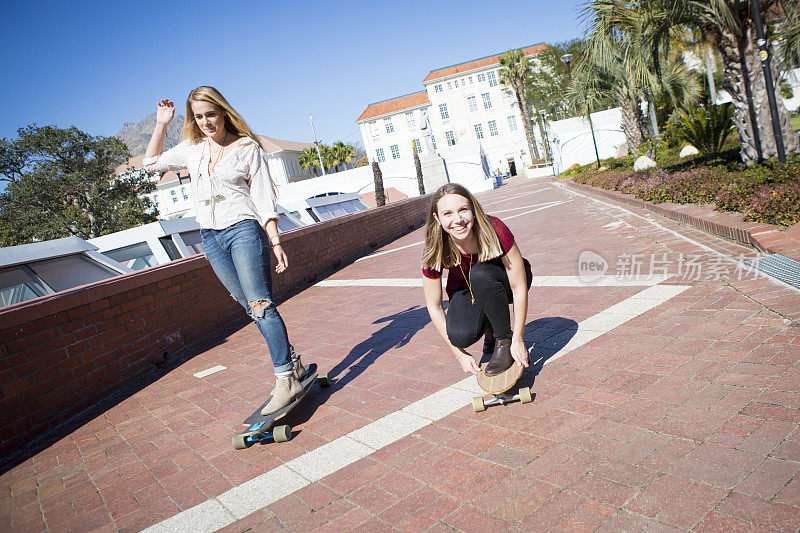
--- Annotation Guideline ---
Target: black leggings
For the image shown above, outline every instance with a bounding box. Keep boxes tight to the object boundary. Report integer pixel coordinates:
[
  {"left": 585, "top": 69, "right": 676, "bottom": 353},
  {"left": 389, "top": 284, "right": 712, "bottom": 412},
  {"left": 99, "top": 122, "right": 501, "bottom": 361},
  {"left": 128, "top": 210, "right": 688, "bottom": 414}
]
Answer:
[{"left": 446, "top": 259, "right": 533, "bottom": 349}]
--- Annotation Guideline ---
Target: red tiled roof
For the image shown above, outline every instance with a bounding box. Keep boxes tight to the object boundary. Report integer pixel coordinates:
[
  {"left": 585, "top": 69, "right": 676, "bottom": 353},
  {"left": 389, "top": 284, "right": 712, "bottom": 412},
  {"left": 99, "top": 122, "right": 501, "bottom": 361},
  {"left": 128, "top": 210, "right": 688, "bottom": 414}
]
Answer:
[
  {"left": 423, "top": 43, "right": 550, "bottom": 83},
  {"left": 356, "top": 91, "right": 430, "bottom": 123}
]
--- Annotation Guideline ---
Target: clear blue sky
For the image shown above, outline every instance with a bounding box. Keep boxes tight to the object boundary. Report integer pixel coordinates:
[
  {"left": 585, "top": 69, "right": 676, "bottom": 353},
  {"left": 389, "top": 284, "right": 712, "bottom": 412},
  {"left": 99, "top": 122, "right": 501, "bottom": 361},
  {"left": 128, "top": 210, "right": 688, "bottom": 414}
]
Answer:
[{"left": 1, "top": 0, "right": 587, "bottom": 150}]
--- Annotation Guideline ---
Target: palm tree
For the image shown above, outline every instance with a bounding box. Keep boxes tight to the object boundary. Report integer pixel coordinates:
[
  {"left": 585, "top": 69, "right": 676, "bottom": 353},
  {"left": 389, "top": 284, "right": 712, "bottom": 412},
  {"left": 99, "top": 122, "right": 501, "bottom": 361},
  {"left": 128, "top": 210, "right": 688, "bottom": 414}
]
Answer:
[
  {"left": 579, "top": 0, "right": 699, "bottom": 154},
  {"left": 332, "top": 141, "right": 356, "bottom": 172},
  {"left": 298, "top": 147, "right": 321, "bottom": 177},
  {"left": 498, "top": 49, "right": 541, "bottom": 161},
  {"left": 637, "top": 0, "right": 800, "bottom": 164}
]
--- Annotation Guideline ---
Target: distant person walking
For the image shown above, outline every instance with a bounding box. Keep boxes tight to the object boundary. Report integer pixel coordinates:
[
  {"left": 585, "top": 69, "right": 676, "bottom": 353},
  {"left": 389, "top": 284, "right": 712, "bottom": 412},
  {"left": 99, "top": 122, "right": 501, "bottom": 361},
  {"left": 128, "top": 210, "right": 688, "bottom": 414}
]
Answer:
[
  {"left": 144, "top": 86, "right": 302, "bottom": 414},
  {"left": 422, "top": 183, "right": 532, "bottom": 375}
]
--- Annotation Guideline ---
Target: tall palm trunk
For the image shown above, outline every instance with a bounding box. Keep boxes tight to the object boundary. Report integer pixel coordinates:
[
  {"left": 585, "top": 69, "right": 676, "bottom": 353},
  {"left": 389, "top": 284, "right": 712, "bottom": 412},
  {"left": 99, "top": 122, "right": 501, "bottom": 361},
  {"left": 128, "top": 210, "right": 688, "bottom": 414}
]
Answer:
[
  {"left": 536, "top": 115, "right": 551, "bottom": 160},
  {"left": 619, "top": 90, "right": 646, "bottom": 149},
  {"left": 517, "top": 96, "right": 540, "bottom": 161},
  {"left": 371, "top": 161, "right": 386, "bottom": 207},
  {"left": 720, "top": 25, "right": 800, "bottom": 164}
]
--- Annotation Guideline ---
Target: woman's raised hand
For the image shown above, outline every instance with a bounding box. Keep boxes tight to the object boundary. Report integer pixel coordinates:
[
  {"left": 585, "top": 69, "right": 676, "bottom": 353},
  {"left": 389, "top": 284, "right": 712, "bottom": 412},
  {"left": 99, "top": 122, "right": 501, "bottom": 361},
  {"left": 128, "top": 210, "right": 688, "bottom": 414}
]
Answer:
[{"left": 156, "top": 99, "right": 175, "bottom": 125}]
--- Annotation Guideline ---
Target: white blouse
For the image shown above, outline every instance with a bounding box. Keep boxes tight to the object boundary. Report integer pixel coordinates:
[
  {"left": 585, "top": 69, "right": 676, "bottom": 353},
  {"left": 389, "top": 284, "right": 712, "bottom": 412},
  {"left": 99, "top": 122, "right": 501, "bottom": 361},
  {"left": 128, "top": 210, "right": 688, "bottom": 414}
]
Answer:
[{"left": 142, "top": 137, "right": 278, "bottom": 230}]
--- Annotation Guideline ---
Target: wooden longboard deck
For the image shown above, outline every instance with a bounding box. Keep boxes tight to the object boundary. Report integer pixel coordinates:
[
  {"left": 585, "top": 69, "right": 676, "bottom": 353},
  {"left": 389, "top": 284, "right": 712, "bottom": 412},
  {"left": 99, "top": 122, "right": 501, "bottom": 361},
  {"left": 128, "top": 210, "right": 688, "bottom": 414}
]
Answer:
[
  {"left": 476, "top": 362, "right": 523, "bottom": 395},
  {"left": 241, "top": 363, "right": 318, "bottom": 429}
]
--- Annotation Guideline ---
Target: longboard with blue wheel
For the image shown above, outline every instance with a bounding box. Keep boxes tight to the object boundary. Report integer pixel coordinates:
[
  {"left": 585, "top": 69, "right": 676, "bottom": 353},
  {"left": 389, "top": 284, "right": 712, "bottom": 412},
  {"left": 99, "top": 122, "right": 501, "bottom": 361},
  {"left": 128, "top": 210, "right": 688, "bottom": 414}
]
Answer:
[{"left": 233, "top": 363, "right": 330, "bottom": 449}]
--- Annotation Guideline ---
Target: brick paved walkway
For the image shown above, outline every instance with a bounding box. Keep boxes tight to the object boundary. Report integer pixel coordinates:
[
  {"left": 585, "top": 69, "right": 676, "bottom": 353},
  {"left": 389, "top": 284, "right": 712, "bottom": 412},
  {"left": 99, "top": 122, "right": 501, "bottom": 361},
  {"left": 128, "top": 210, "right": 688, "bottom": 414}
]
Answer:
[{"left": 2, "top": 177, "right": 800, "bottom": 532}]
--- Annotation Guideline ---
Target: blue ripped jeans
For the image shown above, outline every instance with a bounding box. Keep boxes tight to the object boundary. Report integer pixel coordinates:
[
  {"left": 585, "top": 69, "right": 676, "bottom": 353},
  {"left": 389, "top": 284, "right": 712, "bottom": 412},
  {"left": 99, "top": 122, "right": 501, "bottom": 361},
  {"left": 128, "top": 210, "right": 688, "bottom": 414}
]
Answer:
[{"left": 201, "top": 219, "right": 293, "bottom": 373}]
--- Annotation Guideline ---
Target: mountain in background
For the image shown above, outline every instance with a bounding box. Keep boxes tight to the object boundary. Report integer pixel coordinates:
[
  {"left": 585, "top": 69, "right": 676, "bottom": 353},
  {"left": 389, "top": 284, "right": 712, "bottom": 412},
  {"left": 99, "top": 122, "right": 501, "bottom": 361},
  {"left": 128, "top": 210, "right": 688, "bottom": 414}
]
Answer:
[{"left": 115, "top": 113, "right": 184, "bottom": 157}]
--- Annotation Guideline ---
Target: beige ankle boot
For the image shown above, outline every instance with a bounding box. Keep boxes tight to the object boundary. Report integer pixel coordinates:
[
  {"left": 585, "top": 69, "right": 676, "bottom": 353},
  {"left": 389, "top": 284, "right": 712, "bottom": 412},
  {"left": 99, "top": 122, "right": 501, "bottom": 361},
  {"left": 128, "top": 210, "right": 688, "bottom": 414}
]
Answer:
[
  {"left": 261, "top": 374, "right": 303, "bottom": 415},
  {"left": 293, "top": 357, "right": 307, "bottom": 381}
]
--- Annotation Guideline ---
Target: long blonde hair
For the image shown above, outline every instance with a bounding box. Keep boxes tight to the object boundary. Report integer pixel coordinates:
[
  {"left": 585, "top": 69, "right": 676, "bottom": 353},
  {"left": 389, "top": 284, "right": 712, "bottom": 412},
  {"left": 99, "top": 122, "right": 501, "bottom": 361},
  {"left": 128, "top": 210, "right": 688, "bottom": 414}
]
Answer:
[
  {"left": 422, "top": 183, "right": 503, "bottom": 271},
  {"left": 183, "top": 86, "right": 263, "bottom": 150}
]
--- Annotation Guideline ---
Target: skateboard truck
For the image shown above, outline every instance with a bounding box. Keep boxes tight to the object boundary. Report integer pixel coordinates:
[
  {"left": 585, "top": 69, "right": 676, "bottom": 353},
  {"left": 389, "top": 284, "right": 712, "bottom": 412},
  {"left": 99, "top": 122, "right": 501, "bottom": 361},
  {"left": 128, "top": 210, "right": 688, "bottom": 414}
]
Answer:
[
  {"left": 233, "top": 366, "right": 331, "bottom": 449},
  {"left": 473, "top": 361, "right": 534, "bottom": 412},
  {"left": 472, "top": 387, "right": 533, "bottom": 412}
]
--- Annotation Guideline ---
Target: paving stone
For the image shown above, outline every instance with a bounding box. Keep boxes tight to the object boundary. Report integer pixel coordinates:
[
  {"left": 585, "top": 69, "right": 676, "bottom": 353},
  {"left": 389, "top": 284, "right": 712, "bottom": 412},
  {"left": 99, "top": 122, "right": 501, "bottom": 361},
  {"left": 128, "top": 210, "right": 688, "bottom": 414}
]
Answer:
[{"left": 6, "top": 177, "right": 800, "bottom": 531}]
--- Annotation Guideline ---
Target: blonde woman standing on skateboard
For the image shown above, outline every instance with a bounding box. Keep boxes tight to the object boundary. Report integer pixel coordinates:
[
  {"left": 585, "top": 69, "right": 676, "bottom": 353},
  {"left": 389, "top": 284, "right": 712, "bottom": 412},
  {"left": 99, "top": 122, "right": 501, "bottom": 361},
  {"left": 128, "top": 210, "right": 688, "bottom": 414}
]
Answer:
[
  {"left": 422, "top": 183, "right": 532, "bottom": 375},
  {"left": 143, "top": 86, "right": 304, "bottom": 415}
]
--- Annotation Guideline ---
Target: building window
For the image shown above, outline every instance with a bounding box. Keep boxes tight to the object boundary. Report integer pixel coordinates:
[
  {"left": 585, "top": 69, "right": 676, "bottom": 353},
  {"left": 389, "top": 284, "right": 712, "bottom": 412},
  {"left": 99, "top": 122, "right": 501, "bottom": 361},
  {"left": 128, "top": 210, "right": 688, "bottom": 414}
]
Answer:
[
  {"left": 152, "top": 195, "right": 159, "bottom": 206},
  {"left": 447, "top": 81, "right": 452, "bottom": 90},
  {"left": 474, "top": 124, "right": 484, "bottom": 140},
  {"left": 390, "top": 144, "right": 400, "bottom": 159},
  {"left": 181, "top": 187, "right": 188, "bottom": 200},
  {"left": 434, "top": 84, "right": 443, "bottom": 93},
  {"left": 488, "top": 120, "right": 499, "bottom": 136},
  {"left": 431, "top": 135, "right": 437, "bottom": 150},
  {"left": 508, "top": 115, "right": 518, "bottom": 132},
  {"left": 170, "top": 190, "right": 178, "bottom": 203},
  {"left": 477, "top": 73, "right": 486, "bottom": 83},
  {"left": 413, "top": 139, "right": 421, "bottom": 153},
  {"left": 384, "top": 117, "right": 394, "bottom": 133},
  {"left": 406, "top": 111, "right": 415, "bottom": 128},
  {"left": 487, "top": 70, "right": 498, "bottom": 87},
  {"left": 469, "top": 76, "right": 473, "bottom": 84},
  {"left": 376, "top": 148, "right": 386, "bottom": 162},
  {"left": 466, "top": 95, "right": 477, "bottom": 113},
  {"left": 439, "top": 103, "right": 449, "bottom": 120},
  {"left": 370, "top": 121, "right": 379, "bottom": 137},
  {"left": 445, "top": 131, "right": 456, "bottom": 146},
  {"left": 482, "top": 92, "right": 492, "bottom": 109}
]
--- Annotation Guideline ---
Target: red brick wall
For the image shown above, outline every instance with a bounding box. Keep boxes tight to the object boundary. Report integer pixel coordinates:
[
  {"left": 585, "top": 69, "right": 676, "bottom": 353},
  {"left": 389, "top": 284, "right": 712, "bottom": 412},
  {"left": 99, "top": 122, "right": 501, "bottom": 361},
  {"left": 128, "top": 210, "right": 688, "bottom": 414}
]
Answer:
[{"left": 0, "top": 195, "right": 431, "bottom": 460}]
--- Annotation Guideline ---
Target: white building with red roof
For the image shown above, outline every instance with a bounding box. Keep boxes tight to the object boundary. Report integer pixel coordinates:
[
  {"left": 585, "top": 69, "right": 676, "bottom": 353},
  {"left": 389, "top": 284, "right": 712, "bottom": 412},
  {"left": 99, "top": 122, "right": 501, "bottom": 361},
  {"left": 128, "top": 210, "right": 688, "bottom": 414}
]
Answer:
[{"left": 357, "top": 43, "right": 550, "bottom": 180}]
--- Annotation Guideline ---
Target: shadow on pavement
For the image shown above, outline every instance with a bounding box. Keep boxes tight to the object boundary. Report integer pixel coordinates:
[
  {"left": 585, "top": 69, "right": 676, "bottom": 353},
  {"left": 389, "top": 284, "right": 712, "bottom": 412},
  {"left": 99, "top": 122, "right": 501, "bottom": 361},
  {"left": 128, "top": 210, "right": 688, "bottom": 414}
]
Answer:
[
  {"left": 327, "top": 306, "right": 431, "bottom": 388},
  {"left": 520, "top": 316, "right": 579, "bottom": 389}
]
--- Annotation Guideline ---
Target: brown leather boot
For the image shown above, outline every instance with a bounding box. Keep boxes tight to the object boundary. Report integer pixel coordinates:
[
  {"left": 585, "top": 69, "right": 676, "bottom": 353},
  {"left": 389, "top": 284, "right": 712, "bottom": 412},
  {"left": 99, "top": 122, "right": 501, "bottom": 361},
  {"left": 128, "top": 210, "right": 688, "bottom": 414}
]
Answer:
[{"left": 484, "top": 338, "right": 513, "bottom": 376}]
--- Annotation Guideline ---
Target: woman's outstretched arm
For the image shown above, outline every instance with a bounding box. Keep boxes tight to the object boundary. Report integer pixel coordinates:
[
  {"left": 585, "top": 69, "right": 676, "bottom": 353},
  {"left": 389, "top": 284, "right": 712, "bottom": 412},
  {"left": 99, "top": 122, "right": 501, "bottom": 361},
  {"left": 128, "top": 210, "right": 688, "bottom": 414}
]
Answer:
[
  {"left": 145, "top": 99, "right": 175, "bottom": 159},
  {"left": 423, "top": 276, "right": 480, "bottom": 374}
]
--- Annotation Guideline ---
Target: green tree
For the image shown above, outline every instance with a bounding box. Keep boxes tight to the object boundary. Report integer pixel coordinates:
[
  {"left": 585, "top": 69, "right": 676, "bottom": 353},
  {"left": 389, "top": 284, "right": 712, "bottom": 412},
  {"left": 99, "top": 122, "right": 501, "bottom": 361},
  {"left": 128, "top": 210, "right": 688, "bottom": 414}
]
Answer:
[
  {"left": 332, "top": 141, "right": 356, "bottom": 172},
  {"left": 579, "top": 0, "right": 699, "bottom": 154},
  {"left": 637, "top": 0, "right": 800, "bottom": 164},
  {"left": 526, "top": 39, "right": 585, "bottom": 120},
  {"left": 0, "top": 125, "right": 157, "bottom": 247},
  {"left": 298, "top": 146, "right": 322, "bottom": 176},
  {"left": 498, "top": 49, "right": 540, "bottom": 161}
]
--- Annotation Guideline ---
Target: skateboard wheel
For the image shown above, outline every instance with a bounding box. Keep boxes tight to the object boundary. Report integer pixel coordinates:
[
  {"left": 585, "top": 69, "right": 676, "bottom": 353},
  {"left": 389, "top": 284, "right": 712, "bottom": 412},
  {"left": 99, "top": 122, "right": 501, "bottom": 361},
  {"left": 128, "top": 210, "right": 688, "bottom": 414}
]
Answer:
[
  {"left": 274, "top": 424, "right": 292, "bottom": 443},
  {"left": 317, "top": 373, "right": 330, "bottom": 387},
  {"left": 472, "top": 397, "right": 486, "bottom": 413},
  {"left": 520, "top": 387, "right": 533, "bottom": 404},
  {"left": 232, "top": 435, "right": 248, "bottom": 450}
]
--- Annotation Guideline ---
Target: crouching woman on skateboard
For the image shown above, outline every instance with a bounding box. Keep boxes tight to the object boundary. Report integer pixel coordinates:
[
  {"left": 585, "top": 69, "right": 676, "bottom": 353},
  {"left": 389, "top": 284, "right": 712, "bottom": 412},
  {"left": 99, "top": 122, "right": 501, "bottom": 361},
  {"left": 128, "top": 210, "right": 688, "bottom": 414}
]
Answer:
[
  {"left": 143, "top": 86, "right": 304, "bottom": 415},
  {"left": 422, "top": 183, "right": 532, "bottom": 375}
]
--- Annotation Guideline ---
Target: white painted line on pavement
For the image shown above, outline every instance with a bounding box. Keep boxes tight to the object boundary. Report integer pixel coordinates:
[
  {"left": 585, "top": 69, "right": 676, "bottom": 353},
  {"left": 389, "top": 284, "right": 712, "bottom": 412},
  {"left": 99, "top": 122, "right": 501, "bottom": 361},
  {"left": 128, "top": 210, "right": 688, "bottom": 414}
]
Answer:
[
  {"left": 316, "top": 278, "right": 422, "bottom": 287},
  {"left": 555, "top": 182, "right": 800, "bottom": 294},
  {"left": 354, "top": 240, "right": 424, "bottom": 262},
  {"left": 316, "top": 274, "right": 673, "bottom": 288},
  {"left": 489, "top": 201, "right": 563, "bottom": 214},
  {"left": 144, "top": 282, "right": 689, "bottom": 533},
  {"left": 193, "top": 365, "right": 227, "bottom": 378},
  {"left": 502, "top": 201, "right": 570, "bottom": 220}
]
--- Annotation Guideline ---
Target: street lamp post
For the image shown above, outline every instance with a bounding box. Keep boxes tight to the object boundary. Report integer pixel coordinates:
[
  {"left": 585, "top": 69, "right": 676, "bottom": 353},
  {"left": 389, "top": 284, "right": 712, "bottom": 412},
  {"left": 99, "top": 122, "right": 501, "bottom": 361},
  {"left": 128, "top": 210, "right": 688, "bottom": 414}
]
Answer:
[
  {"left": 309, "top": 114, "right": 326, "bottom": 176},
  {"left": 750, "top": 0, "right": 786, "bottom": 164},
  {"left": 560, "top": 53, "right": 602, "bottom": 167}
]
